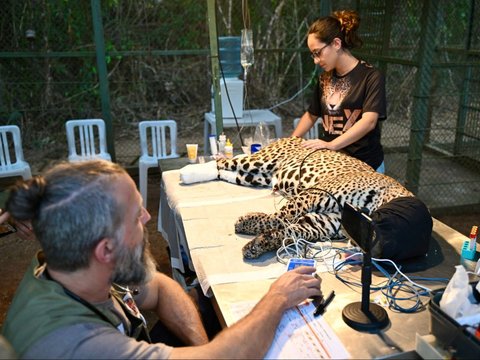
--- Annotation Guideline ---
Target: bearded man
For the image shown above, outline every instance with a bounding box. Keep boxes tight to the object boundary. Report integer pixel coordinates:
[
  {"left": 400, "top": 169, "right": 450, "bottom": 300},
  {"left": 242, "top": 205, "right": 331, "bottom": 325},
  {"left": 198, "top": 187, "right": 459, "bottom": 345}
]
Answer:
[{"left": 2, "top": 160, "right": 321, "bottom": 359}]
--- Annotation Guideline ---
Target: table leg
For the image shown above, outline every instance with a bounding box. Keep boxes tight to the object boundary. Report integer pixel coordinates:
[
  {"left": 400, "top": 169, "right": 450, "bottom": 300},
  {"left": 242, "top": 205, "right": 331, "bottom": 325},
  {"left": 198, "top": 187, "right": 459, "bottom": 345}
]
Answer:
[{"left": 274, "top": 119, "right": 283, "bottom": 138}]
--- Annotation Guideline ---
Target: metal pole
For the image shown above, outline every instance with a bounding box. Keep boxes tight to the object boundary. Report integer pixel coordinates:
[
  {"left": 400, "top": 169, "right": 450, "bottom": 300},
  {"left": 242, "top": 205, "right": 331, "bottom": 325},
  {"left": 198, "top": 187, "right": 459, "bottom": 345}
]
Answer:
[
  {"left": 207, "top": 0, "right": 223, "bottom": 138},
  {"left": 91, "top": 0, "right": 115, "bottom": 161},
  {"left": 454, "top": 0, "right": 475, "bottom": 155},
  {"left": 319, "top": 0, "right": 332, "bottom": 16},
  {"left": 406, "top": 0, "right": 439, "bottom": 194}
]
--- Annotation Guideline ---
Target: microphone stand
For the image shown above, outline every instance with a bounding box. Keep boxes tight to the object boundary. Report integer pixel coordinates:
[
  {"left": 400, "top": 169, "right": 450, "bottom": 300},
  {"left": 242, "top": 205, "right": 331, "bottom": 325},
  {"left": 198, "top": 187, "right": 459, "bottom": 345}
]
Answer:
[{"left": 342, "top": 216, "right": 389, "bottom": 332}]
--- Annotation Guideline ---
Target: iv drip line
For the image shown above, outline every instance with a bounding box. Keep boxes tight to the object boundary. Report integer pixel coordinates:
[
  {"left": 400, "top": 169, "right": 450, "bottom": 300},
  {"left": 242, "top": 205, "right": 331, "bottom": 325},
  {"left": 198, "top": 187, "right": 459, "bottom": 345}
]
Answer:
[
  {"left": 241, "top": 0, "right": 253, "bottom": 100},
  {"left": 241, "top": 28, "right": 254, "bottom": 86}
]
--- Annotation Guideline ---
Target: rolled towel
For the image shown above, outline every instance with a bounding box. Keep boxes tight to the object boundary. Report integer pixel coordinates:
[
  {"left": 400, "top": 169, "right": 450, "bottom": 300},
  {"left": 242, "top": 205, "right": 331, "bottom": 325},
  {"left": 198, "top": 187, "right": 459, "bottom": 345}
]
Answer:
[{"left": 180, "top": 160, "right": 219, "bottom": 184}]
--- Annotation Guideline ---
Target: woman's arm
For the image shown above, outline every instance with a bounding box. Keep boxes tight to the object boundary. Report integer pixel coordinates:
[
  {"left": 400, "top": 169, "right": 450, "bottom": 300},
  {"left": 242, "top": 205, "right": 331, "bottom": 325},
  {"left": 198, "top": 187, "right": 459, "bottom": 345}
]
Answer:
[
  {"left": 292, "top": 111, "right": 319, "bottom": 138},
  {"left": 302, "top": 111, "right": 378, "bottom": 150}
]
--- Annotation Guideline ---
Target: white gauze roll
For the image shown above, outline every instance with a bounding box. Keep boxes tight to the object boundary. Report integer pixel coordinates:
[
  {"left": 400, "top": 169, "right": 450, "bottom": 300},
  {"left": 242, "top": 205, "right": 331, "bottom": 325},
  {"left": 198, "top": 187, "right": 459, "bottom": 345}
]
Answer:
[{"left": 180, "top": 160, "right": 219, "bottom": 184}]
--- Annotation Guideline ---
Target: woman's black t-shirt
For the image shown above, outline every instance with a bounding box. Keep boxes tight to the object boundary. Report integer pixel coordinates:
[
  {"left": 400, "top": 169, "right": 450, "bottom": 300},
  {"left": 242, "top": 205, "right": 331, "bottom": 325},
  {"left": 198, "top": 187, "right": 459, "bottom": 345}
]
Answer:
[{"left": 308, "top": 60, "right": 386, "bottom": 169}]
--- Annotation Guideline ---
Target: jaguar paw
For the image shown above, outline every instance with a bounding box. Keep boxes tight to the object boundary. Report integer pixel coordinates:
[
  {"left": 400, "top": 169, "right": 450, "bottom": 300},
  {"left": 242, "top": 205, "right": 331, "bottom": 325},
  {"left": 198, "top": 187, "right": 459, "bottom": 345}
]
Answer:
[
  {"left": 216, "top": 158, "right": 228, "bottom": 170},
  {"left": 235, "top": 212, "right": 268, "bottom": 235},
  {"left": 242, "top": 232, "right": 278, "bottom": 259}
]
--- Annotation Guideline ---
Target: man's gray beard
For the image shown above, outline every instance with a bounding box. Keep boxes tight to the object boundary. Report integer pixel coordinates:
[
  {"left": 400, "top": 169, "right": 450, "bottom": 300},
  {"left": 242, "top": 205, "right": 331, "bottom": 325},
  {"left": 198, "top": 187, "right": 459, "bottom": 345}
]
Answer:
[{"left": 111, "top": 230, "right": 157, "bottom": 286}]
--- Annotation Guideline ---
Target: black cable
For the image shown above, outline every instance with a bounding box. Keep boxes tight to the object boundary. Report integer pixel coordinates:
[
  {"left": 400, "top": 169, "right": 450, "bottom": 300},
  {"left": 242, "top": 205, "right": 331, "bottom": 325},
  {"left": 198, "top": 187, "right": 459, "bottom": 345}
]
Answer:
[
  {"left": 284, "top": 147, "right": 344, "bottom": 213},
  {"left": 268, "top": 66, "right": 319, "bottom": 111},
  {"left": 218, "top": 57, "right": 245, "bottom": 146},
  {"left": 277, "top": 148, "right": 343, "bottom": 235},
  {"left": 213, "top": 15, "right": 244, "bottom": 147},
  {"left": 300, "top": 187, "right": 343, "bottom": 236}
]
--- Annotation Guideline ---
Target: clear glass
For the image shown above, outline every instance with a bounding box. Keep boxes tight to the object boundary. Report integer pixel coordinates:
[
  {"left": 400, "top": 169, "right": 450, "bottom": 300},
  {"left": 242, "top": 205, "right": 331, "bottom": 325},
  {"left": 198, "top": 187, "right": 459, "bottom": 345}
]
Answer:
[{"left": 241, "top": 29, "right": 254, "bottom": 69}]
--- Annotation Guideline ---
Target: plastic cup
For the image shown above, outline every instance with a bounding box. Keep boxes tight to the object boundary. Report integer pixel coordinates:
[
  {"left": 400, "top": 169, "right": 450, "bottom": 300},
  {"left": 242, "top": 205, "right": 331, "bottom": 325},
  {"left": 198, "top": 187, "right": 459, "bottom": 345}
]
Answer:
[
  {"left": 250, "top": 143, "right": 262, "bottom": 154},
  {"left": 186, "top": 144, "right": 198, "bottom": 164}
]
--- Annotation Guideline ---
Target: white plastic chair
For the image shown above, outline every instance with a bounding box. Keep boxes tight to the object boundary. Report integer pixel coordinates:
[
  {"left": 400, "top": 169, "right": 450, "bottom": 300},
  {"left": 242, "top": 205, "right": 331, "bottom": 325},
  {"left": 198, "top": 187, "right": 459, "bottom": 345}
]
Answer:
[
  {"left": 293, "top": 117, "right": 320, "bottom": 139},
  {"left": 0, "top": 125, "right": 32, "bottom": 180},
  {"left": 139, "top": 120, "right": 179, "bottom": 207},
  {"left": 65, "top": 119, "right": 112, "bottom": 162}
]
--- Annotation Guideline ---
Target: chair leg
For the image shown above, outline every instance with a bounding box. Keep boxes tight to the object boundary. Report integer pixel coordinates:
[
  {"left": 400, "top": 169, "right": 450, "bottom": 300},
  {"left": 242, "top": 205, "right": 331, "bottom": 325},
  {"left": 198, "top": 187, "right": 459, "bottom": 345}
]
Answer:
[
  {"left": 139, "top": 164, "right": 149, "bottom": 208},
  {"left": 23, "top": 167, "right": 32, "bottom": 180}
]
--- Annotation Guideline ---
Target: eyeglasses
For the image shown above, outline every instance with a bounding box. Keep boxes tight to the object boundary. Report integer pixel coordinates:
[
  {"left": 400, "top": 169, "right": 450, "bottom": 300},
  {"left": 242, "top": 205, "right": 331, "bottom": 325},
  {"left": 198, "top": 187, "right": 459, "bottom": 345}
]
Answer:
[{"left": 310, "top": 43, "right": 331, "bottom": 60}]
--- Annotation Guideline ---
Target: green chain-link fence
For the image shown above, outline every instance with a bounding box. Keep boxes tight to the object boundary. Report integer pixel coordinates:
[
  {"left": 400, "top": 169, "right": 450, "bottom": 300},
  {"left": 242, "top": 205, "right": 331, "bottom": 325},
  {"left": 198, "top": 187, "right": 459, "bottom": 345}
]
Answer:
[{"left": 1, "top": 0, "right": 479, "bottom": 212}]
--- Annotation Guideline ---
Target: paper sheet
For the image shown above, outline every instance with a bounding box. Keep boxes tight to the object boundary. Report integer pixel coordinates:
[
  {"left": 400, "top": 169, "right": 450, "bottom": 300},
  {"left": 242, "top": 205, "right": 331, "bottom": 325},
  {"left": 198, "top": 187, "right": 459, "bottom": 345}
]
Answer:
[{"left": 230, "top": 301, "right": 351, "bottom": 359}]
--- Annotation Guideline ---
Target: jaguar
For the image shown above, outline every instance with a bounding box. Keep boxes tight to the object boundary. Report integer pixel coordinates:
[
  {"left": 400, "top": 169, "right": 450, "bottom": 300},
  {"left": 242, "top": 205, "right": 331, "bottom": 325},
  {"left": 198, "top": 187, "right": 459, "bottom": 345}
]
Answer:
[{"left": 214, "top": 137, "right": 413, "bottom": 259}]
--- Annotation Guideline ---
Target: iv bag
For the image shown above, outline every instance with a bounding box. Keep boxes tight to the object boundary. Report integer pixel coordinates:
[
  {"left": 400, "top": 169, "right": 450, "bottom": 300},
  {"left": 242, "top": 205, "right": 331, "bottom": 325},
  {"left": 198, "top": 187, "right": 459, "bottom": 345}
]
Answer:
[{"left": 241, "top": 29, "right": 254, "bottom": 69}]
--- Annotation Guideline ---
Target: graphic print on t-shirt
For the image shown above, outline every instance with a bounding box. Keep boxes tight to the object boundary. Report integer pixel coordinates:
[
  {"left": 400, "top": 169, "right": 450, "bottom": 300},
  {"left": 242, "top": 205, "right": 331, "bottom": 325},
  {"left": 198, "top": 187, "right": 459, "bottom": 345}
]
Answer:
[{"left": 321, "top": 74, "right": 361, "bottom": 135}]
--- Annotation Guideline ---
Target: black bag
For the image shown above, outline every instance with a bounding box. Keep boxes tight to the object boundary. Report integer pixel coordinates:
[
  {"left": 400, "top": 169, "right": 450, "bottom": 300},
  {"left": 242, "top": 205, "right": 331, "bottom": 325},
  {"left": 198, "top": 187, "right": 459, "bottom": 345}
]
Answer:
[{"left": 370, "top": 196, "right": 432, "bottom": 261}]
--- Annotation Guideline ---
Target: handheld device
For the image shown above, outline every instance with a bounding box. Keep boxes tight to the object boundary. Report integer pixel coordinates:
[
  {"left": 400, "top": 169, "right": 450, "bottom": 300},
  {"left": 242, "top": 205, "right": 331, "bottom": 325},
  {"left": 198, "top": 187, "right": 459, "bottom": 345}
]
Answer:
[{"left": 286, "top": 258, "right": 316, "bottom": 272}]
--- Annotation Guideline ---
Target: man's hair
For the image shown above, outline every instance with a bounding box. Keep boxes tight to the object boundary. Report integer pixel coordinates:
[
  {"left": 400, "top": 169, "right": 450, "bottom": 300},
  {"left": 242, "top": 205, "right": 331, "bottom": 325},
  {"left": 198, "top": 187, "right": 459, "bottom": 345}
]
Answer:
[{"left": 6, "top": 160, "right": 128, "bottom": 272}]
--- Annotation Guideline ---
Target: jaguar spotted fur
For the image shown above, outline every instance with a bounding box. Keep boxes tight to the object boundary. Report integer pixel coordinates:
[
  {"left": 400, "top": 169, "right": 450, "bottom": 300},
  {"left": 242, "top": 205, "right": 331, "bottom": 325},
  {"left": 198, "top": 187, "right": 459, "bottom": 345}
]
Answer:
[{"left": 215, "top": 137, "right": 413, "bottom": 259}]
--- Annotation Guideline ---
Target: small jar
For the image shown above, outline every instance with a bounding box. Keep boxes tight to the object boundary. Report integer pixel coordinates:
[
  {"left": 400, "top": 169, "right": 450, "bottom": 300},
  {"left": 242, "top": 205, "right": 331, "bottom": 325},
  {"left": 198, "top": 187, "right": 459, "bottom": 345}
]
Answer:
[{"left": 224, "top": 139, "right": 233, "bottom": 159}]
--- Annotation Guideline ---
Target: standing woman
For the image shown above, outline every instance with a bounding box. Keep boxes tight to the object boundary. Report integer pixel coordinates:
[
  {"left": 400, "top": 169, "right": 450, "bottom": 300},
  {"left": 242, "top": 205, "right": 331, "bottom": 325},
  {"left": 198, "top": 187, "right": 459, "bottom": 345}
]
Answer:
[{"left": 292, "top": 10, "right": 386, "bottom": 173}]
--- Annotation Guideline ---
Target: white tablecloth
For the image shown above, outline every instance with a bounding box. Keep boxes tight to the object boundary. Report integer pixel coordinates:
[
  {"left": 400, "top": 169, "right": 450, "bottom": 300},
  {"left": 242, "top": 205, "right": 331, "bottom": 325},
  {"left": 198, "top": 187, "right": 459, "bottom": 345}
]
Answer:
[{"left": 158, "top": 169, "right": 286, "bottom": 294}]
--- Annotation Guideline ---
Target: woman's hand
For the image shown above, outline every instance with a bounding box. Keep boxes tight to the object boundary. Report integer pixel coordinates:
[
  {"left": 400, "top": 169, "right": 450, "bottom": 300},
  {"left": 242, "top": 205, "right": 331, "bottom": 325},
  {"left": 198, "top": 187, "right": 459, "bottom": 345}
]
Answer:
[{"left": 301, "top": 139, "right": 335, "bottom": 151}]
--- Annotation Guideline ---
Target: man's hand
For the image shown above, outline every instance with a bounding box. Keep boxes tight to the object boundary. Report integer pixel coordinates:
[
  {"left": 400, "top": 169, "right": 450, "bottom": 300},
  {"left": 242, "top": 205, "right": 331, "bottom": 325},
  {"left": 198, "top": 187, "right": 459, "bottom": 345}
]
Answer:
[
  {"left": 11, "top": 218, "right": 36, "bottom": 241},
  {"left": 170, "top": 266, "right": 323, "bottom": 359},
  {"left": 0, "top": 209, "right": 36, "bottom": 241},
  {"left": 267, "top": 266, "right": 322, "bottom": 311},
  {"left": 0, "top": 209, "right": 9, "bottom": 224}
]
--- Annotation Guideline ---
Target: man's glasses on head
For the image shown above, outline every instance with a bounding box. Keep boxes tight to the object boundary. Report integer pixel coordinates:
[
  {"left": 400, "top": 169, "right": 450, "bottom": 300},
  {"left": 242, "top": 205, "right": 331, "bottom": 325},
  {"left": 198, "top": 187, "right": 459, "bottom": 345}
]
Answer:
[{"left": 310, "top": 42, "right": 331, "bottom": 60}]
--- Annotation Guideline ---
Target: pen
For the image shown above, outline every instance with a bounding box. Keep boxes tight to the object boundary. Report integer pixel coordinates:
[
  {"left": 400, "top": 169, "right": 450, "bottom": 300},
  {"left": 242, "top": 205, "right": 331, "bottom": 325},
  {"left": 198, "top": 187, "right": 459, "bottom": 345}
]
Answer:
[{"left": 313, "top": 290, "right": 335, "bottom": 317}]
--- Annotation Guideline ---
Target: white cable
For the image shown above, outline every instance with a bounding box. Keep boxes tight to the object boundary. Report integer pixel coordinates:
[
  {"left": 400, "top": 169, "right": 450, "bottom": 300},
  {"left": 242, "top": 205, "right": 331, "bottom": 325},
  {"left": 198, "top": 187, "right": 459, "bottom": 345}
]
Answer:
[
  {"left": 268, "top": 82, "right": 311, "bottom": 111},
  {"left": 276, "top": 234, "right": 343, "bottom": 267},
  {"left": 341, "top": 252, "right": 363, "bottom": 263},
  {"left": 372, "top": 257, "right": 432, "bottom": 293},
  {"left": 466, "top": 270, "right": 480, "bottom": 277},
  {"left": 272, "top": 189, "right": 350, "bottom": 265}
]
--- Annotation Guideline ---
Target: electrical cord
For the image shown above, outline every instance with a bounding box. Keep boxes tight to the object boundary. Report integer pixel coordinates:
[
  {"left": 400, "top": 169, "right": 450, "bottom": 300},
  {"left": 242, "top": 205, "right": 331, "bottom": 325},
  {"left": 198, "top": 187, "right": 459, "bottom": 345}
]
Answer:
[
  {"left": 268, "top": 68, "right": 319, "bottom": 111},
  {"left": 268, "top": 81, "right": 313, "bottom": 111},
  {"left": 270, "top": 149, "right": 346, "bottom": 264},
  {"left": 216, "top": 39, "right": 245, "bottom": 147},
  {"left": 333, "top": 253, "right": 450, "bottom": 313},
  {"left": 275, "top": 219, "right": 352, "bottom": 269}
]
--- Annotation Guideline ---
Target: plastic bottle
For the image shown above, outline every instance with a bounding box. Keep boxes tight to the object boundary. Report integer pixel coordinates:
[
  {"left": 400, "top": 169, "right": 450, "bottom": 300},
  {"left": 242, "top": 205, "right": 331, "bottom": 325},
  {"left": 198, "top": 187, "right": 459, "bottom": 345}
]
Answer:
[
  {"left": 218, "top": 133, "right": 227, "bottom": 155},
  {"left": 253, "top": 121, "right": 271, "bottom": 147},
  {"left": 209, "top": 134, "right": 218, "bottom": 155},
  {"left": 224, "top": 139, "right": 233, "bottom": 159}
]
